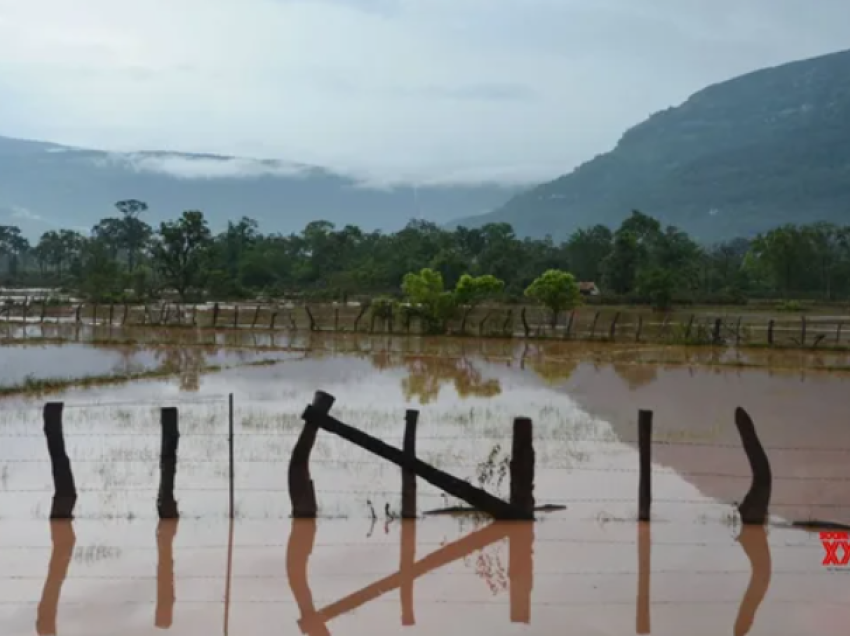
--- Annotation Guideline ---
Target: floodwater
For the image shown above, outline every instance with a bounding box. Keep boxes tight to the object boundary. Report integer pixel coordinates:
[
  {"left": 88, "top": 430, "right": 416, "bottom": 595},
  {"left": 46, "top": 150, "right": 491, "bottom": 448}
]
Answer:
[{"left": 1, "top": 334, "right": 849, "bottom": 634}]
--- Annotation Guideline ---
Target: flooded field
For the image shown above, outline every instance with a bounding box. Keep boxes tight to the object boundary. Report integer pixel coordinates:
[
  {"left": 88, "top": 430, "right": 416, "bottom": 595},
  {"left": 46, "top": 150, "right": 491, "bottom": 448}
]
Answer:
[{"left": 1, "top": 333, "right": 849, "bottom": 634}]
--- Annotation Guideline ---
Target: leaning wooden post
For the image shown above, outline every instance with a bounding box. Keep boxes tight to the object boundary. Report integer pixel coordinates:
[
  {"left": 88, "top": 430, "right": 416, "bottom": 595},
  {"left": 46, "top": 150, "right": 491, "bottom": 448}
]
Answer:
[
  {"left": 402, "top": 410, "right": 419, "bottom": 519},
  {"left": 565, "top": 310, "right": 575, "bottom": 339},
  {"left": 157, "top": 408, "right": 180, "bottom": 519},
  {"left": 289, "top": 391, "right": 335, "bottom": 518},
  {"left": 44, "top": 403, "right": 77, "bottom": 519},
  {"left": 638, "top": 410, "right": 653, "bottom": 522},
  {"left": 251, "top": 304, "right": 261, "bottom": 329},
  {"left": 734, "top": 407, "right": 772, "bottom": 525},
  {"left": 155, "top": 519, "right": 179, "bottom": 628},
  {"left": 509, "top": 417, "right": 535, "bottom": 516},
  {"left": 609, "top": 311, "right": 620, "bottom": 340},
  {"left": 589, "top": 311, "right": 601, "bottom": 339}
]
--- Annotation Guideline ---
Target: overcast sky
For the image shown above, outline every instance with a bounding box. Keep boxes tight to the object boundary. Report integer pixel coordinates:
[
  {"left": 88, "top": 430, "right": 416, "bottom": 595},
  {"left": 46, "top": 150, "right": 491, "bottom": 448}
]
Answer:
[{"left": 0, "top": 0, "right": 848, "bottom": 186}]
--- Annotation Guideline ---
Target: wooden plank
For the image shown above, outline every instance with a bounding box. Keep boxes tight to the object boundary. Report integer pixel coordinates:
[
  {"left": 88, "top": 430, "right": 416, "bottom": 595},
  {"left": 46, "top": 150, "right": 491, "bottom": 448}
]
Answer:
[{"left": 302, "top": 403, "right": 528, "bottom": 520}]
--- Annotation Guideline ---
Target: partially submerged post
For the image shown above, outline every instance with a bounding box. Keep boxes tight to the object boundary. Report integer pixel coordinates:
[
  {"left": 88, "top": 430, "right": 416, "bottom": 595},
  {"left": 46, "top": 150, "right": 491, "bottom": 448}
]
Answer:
[
  {"left": 509, "top": 417, "right": 535, "bottom": 516},
  {"left": 734, "top": 407, "right": 772, "bottom": 525},
  {"left": 44, "top": 403, "right": 77, "bottom": 519},
  {"left": 638, "top": 410, "right": 653, "bottom": 522},
  {"left": 289, "top": 391, "right": 335, "bottom": 518},
  {"left": 402, "top": 410, "right": 419, "bottom": 519},
  {"left": 157, "top": 408, "right": 180, "bottom": 519}
]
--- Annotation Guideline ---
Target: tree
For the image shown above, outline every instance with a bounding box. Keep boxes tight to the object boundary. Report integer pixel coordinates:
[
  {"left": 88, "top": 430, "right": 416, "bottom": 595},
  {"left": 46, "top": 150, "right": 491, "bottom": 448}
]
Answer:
[
  {"left": 0, "top": 226, "right": 30, "bottom": 278},
  {"left": 401, "top": 267, "right": 457, "bottom": 333},
  {"left": 637, "top": 267, "right": 675, "bottom": 311},
  {"left": 151, "top": 210, "right": 212, "bottom": 300},
  {"left": 524, "top": 269, "right": 582, "bottom": 328},
  {"left": 454, "top": 274, "right": 504, "bottom": 306},
  {"left": 567, "top": 225, "right": 613, "bottom": 282}
]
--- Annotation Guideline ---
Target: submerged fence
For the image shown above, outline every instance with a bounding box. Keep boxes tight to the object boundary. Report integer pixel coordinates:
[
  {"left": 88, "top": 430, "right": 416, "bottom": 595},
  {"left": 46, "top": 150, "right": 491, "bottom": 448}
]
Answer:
[
  {"left": 1, "top": 393, "right": 848, "bottom": 634},
  {"left": 3, "top": 299, "right": 850, "bottom": 347},
  {"left": 1, "top": 392, "right": 848, "bottom": 525}
]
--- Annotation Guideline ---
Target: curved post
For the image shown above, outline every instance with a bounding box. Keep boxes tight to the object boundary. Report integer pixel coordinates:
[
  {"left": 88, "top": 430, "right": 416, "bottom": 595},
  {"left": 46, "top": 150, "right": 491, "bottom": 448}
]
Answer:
[
  {"left": 289, "top": 391, "right": 335, "bottom": 518},
  {"left": 734, "top": 407, "right": 772, "bottom": 524},
  {"left": 287, "top": 519, "right": 330, "bottom": 636},
  {"left": 36, "top": 521, "right": 76, "bottom": 636}
]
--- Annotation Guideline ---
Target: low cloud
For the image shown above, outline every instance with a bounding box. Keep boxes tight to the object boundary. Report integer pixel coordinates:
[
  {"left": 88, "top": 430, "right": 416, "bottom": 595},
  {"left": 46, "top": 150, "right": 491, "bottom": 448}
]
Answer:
[
  {"left": 10, "top": 206, "right": 43, "bottom": 221},
  {"left": 92, "top": 153, "right": 315, "bottom": 180}
]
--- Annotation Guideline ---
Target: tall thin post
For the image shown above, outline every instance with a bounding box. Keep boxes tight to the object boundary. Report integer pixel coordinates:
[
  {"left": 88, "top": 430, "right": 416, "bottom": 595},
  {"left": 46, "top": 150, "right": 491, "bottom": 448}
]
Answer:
[
  {"left": 212, "top": 302, "right": 220, "bottom": 328},
  {"left": 509, "top": 417, "right": 535, "bottom": 516},
  {"left": 638, "top": 410, "right": 653, "bottom": 522},
  {"left": 44, "top": 403, "right": 77, "bottom": 519},
  {"left": 157, "top": 408, "right": 180, "bottom": 519},
  {"left": 734, "top": 407, "right": 772, "bottom": 525},
  {"left": 635, "top": 315, "right": 643, "bottom": 342},
  {"left": 252, "top": 305, "right": 261, "bottom": 329},
  {"left": 402, "top": 410, "right": 419, "bottom": 519},
  {"left": 229, "top": 393, "right": 235, "bottom": 519},
  {"left": 608, "top": 311, "right": 620, "bottom": 340},
  {"left": 233, "top": 304, "right": 239, "bottom": 328},
  {"left": 289, "top": 391, "right": 335, "bottom": 518},
  {"left": 767, "top": 319, "right": 775, "bottom": 345},
  {"left": 801, "top": 316, "right": 807, "bottom": 346}
]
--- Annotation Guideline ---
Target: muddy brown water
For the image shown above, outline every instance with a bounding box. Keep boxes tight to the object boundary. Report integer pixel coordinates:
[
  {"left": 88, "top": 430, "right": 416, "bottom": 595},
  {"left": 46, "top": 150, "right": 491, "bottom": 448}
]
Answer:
[{"left": 1, "top": 334, "right": 849, "bottom": 634}]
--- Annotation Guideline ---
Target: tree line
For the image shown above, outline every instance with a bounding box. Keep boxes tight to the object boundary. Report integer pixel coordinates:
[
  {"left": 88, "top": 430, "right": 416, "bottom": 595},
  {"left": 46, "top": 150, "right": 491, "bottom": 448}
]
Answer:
[{"left": 1, "top": 201, "right": 848, "bottom": 310}]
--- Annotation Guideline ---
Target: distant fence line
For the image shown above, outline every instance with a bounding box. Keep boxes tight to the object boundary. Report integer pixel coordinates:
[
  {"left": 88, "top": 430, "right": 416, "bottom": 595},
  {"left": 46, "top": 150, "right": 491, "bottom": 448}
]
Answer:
[{"left": 2, "top": 299, "right": 850, "bottom": 348}]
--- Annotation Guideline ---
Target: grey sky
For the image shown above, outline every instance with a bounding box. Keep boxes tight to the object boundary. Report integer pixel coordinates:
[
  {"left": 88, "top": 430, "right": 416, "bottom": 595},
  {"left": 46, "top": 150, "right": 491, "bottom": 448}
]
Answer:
[{"left": 0, "top": 0, "right": 848, "bottom": 185}]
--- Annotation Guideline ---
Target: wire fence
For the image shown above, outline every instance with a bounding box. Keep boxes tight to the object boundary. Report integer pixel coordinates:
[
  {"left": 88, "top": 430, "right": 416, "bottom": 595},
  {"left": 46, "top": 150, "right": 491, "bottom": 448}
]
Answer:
[{"left": 1, "top": 394, "right": 849, "bottom": 523}]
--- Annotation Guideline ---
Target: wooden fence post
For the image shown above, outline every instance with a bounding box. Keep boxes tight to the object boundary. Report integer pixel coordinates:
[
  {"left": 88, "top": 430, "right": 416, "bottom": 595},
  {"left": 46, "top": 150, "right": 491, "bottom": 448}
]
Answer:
[
  {"left": 157, "top": 408, "right": 180, "bottom": 519},
  {"left": 251, "top": 305, "right": 261, "bottom": 329},
  {"left": 800, "top": 316, "right": 807, "bottom": 346},
  {"left": 155, "top": 519, "right": 179, "bottom": 628},
  {"left": 836, "top": 322, "right": 843, "bottom": 344},
  {"left": 767, "top": 319, "right": 774, "bottom": 345},
  {"left": 565, "top": 311, "right": 575, "bottom": 339},
  {"left": 74, "top": 304, "right": 83, "bottom": 324},
  {"left": 22, "top": 297, "right": 29, "bottom": 322},
  {"left": 638, "top": 410, "right": 653, "bottom": 522},
  {"left": 734, "top": 407, "right": 772, "bottom": 524},
  {"left": 212, "top": 303, "right": 220, "bottom": 328},
  {"left": 635, "top": 315, "right": 643, "bottom": 342},
  {"left": 609, "top": 312, "right": 620, "bottom": 340},
  {"left": 520, "top": 307, "right": 530, "bottom": 337},
  {"left": 92, "top": 303, "right": 98, "bottom": 325},
  {"left": 334, "top": 307, "right": 340, "bottom": 332},
  {"left": 402, "top": 410, "right": 419, "bottom": 519},
  {"left": 305, "top": 305, "right": 317, "bottom": 331},
  {"left": 44, "top": 403, "right": 77, "bottom": 519},
  {"left": 191, "top": 304, "right": 198, "bottom": 326},
  {"left": 108, "top": 303, "right": 115, "bottom": 325},
  {"left": 229, "top": 393, "right": 235, "bottom": 520},
  {"left": 712, "top": 318, "right": 722, "bottom": 344},
  {"left": 589, "top": 311, "right": 600, "bottom": 339},
  {"left": 289, "top": 391, "right": 335, "bottom": 518},
  {"left": 270, "top": 311, "right": 278, "bottom": 330},
  {"left": 233, "top": 304, "right": 239, "bottom": 328},
  {"left": 509, "top": 417, "right": 535, "bottom": 516},
  {"left": 736, "top": 317, "right": 743, "bottom": 346},
  {"left": 684, "top": 314, "right": 695, "bottom": 340},
  {"left": 122, "top": 303, "right": 129, "bottom": 325},
  {"left": 40, "top": 298, "right": 47, "bottom": 323}
]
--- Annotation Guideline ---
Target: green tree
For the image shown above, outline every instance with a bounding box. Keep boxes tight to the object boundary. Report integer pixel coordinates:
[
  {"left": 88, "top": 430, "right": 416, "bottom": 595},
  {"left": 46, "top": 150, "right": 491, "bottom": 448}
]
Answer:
[
  {"left": 151, "top": 210, "right": 213, "bottom": 300},
  {"left": 524, "top": 269, "right": 582, "bottom": 328},
  {"left": 401, "top": 267, "right": 457, "bottom": 333}
]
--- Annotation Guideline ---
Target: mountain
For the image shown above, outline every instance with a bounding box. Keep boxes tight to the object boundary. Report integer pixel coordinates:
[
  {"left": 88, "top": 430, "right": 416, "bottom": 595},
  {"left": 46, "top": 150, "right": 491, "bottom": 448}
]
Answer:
[
  {"left": 453, "top": 48, "right": 850, "bottom": 242},
  {"left": 0, "top": 135, "right": 521, "bottom": 239}
]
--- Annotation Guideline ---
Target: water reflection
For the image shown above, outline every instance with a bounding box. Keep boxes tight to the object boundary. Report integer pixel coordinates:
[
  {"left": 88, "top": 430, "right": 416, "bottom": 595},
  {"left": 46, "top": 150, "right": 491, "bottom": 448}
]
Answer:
[
  {"left": 400, "top": 356, "right": 501, "bottom": 404},
  {"left": 735, "top": 526, "right": 772, "bottom": 636},
  {"left": 36, "top": 521, "right": 75, "bottom": 636},
  {"left": 156, "top": 519, "right": 179, "bottom": 629}
]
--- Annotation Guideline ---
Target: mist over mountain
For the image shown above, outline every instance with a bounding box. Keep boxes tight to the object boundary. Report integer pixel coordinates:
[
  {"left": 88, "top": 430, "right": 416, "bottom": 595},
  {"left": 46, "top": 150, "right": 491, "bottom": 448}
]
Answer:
[
  {"left": 0, "top": 135, "right": 522, "bottom": 239},
  {"left": 452, "top": 48, "right": 850, "bottom": 242}
]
